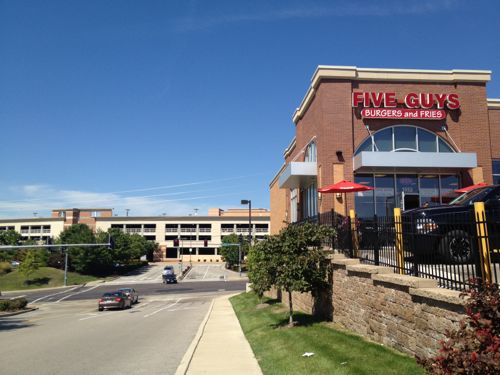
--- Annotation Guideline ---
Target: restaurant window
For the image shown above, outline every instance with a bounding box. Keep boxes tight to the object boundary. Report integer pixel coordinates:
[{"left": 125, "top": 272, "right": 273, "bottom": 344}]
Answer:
[
  {"left": 355, "top": 126, "right": 455, "bottom": 155},
  {"left": 302, "top": 182, "right": 318, "bottom": 218},
  {"left": 440, "top": 175, "right": 460, "bottom": 204},
  {"left": 420, "top": 175, "right": 440, "bottom": 207},
  {"left": 354, "top": 175, "right": 375, "bottom": 218},
  {"left": 304, "top": 142, "right": 317, "bottom": 162},
  {"left": 375, "top": 174, "right": 395, "bottom": 217},
  {"left": 290, "top": 189, "right": 298, "bottom": 223},
  {"left": 493, "top": 160, "right": 500, "bottom": 185}
]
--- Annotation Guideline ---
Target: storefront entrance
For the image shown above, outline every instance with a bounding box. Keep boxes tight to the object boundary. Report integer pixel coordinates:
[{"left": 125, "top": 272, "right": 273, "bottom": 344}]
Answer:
[{"left": 401, "top": 192, "right": 420, "bottom": 211}]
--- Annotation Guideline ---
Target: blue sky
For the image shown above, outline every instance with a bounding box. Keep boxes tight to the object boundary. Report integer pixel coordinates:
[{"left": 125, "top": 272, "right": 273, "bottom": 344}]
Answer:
[{"left": 1, "top": 0, "right": 499, "bottom": 218}]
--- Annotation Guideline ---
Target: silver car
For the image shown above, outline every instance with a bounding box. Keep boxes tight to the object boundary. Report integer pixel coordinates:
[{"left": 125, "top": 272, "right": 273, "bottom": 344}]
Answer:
[{"left": 117, "top": 288, "right": 139, "bottom": 304}]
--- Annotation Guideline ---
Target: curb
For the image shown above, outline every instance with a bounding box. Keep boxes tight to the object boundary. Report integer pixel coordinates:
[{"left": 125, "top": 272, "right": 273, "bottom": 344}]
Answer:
[
  {"left": 174, "top": 297, "right": 215, "bottom": 375},
  {"left": 0, "top": 307, "right": 38, "bottom": 317},
  {"left": 1, "top": 284, "right": 84, "bottom": 295}
]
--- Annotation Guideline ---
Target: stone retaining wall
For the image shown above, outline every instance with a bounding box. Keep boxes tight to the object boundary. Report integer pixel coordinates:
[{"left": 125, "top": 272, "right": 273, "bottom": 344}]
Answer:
[{"left": 265, "top": 254, "right": 467, "bottom": 358}]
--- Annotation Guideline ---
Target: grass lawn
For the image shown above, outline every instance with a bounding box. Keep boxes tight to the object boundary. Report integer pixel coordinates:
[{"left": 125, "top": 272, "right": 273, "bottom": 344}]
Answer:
[
  {"left": 0, "top": 267, "right": 101, "bottom": 291},
  {"left": 230, "top": 292, "right": 425, "bottom": 375}
]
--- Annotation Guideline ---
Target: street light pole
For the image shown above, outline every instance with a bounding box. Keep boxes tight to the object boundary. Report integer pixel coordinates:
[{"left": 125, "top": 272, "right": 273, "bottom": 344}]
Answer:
[
  {"left": 241, "top": 199, "right": 252, "bottom": 245},
  {"left": 63, "top": 248, "right": 68, "bottom": 287}
]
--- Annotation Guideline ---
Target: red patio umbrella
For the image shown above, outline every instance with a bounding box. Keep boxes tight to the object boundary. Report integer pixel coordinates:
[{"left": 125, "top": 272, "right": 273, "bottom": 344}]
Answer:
[
  {"left": 318, "top": 180, "right": 375, "bottom": 193},
  {"left": 454, "top": 182, "right": 490, "bottom": 194},
  {"left": 318, "top": 180, "right": 374, "bottom": 215}
]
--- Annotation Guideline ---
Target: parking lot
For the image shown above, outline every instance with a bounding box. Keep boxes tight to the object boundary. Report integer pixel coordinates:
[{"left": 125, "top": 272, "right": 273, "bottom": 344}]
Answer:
[
  {"left": 0, "top": 293, "right": 216, "bottom": 375},
  {"left": 183, "top": 264, "right": 229, "bottom": 282}
]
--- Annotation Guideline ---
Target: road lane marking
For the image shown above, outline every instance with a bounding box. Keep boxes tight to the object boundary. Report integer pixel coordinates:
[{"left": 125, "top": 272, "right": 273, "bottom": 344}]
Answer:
[
  {"left": 202, "top": 266, "right": 211, "bottom": 279},
  {"left": 31, "top": 286, "right": 80, "bottom": 303},
  {"left": 56, "top": 285, "right": 101, "bottom": 303},
  {"left": 144, "top": 298, "right": 182, "bottom": 318}
]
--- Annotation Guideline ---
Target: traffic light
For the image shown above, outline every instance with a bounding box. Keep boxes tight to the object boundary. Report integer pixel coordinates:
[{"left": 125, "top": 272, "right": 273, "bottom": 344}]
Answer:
[
  {"left": 203, "top": 239, "right": 208, "bottom": 247},
  {"left": 173, "top": 238, "right": 179, "bottom": 247},
  {"left": 238, "top": 234, "right": 244, "bottom": 244}
]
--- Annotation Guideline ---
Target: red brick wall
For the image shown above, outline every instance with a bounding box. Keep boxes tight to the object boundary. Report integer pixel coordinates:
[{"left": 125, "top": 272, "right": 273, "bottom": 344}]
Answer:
[
  {"left": 292, "top": 79, "right": 492, "bottom": 214},
  {"left": 489, "top": 109, "right": 500, "bottom": 159}
]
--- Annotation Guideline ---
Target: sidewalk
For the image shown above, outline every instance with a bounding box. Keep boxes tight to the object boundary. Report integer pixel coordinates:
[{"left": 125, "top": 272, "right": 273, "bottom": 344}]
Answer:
[{"left": 176, "top": 293, "right": 262, "bottom": 375}]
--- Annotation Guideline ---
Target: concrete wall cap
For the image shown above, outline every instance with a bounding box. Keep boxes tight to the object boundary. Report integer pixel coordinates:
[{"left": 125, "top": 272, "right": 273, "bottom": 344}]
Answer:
[
  {"left": 332, "top": 258, "right": 360, "bottom": 266},
  {"left": 410, "top": 287, "right": 464, "bottom": 306},
  {"left": 346, "top": 264, "right": 394, "bottom": 275},
  {"left": 372, "top": 273, "right": 438, "bottom": 288}
]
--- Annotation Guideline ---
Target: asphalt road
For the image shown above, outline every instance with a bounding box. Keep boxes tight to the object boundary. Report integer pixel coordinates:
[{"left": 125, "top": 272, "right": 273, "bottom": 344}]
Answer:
[
  {"left": 0, "top": 292, "right": 226, "bottom": 375},
  {"left": 4, "top": 280, "right": 247, "bottom": 303},
  {"left": 1, "top": 262, "right": 247, "bottom": 375}
]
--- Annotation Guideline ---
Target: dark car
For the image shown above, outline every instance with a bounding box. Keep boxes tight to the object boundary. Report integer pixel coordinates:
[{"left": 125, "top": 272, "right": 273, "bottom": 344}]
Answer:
[
  {"left": 402, "top": 185, "right": 500, "bottom": 263},
  {"left": 163, "top": 273, "right": 177, "bottom": 284},
  {"left": 162, "top": 265, "right": 175, "bottom": 276},
  {"left": 98, "top": 291, "right": 132, "bottom": 311},
  {"left": 117, "top": 288, "right": 139, "bottom": 304}
]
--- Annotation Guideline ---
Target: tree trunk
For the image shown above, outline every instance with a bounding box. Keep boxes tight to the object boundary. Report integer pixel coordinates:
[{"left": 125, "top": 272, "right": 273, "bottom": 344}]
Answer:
[{"left": 288, "top": 289, "right": 293, "bottom": 326}]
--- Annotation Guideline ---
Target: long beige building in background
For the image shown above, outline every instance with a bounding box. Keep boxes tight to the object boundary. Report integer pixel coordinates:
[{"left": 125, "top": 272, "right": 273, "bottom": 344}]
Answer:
[{"left": 0, "top": 207, "right": 270, "bottom": 262}]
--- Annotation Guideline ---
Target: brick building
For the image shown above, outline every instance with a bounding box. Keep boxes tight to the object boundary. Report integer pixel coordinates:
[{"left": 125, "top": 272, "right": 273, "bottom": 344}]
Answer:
[{"left": 270, "top": 66, "right": 500, "bottom": 233}]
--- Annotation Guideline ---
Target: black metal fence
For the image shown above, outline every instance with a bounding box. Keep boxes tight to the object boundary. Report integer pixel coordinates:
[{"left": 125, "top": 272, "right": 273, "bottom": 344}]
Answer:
[{"left": 305, "top": 207, "right": 500, "bottom": 291}]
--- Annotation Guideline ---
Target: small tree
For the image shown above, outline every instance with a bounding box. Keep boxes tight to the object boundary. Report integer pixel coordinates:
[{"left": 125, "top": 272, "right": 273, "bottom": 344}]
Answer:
[
  {"left": 18, "top": 250, "right": 39, "bottom": 281},
  {"left": 247, "top": 237, "right": 279, "bottom": 302},
  {"left": 220, "top": 233, "right": 244, "bottom": 268},
  {"left": 273, "top": 222, "right": 334, "bottom": 326}
]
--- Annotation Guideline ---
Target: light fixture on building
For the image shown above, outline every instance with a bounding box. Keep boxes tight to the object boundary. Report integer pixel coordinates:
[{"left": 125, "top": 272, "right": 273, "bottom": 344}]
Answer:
[{"left": 336, "top": 150, "right": 344, "bottom": 162}]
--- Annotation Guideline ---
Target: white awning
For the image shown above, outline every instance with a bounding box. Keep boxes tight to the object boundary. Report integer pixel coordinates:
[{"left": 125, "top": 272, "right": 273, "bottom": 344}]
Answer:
[
  {"left": 278, "top": 162, "right": 317, "bottom": 189},
  {"left": 353, "top": 152, "right": 477, "bottom": 172}
]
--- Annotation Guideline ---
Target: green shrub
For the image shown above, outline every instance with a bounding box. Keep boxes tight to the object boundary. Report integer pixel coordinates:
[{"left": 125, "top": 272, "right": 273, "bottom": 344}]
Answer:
[
  {"left": 0, "top": 300, "right": 9, "bottom": 311},
  {"left": 0, "top": 262, "right": 12, "bottom": 275},
  {"left": 0, "top": 298, "right": 28, "bottom": 311},
  {"left": 418, "top": 280, "right": 499, "bottom": 374},
  {"left": 10, "top": 297, "right": 28, "bottom": 310}
]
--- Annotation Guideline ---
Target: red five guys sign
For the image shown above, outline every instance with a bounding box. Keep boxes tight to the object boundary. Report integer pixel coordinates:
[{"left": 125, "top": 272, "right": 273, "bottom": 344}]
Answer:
[{"left": 352, "top": 92, "right": 460, "bottom": 120}]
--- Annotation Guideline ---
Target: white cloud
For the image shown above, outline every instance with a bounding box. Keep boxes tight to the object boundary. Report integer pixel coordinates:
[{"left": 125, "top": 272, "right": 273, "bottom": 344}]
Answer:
[
  {"left": 174, "top": 0, "right": 460, "bottom": 32},
  {"left": 0, "top": 183, "right": 256, "bottom": 218}
]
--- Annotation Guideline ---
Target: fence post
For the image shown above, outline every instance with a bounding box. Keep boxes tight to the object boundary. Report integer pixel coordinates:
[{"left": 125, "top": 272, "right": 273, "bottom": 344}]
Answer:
[
  {"left": 331, "top": 209, "right": 335, "bottom": 250},
  {"left": 394, "top": 208, "right": 404, "bottom": 275},
  {"left": 473, "top": 202, "right": 492, "bottom": 284},
  {"left": 350, "top": 209, "right": 358, "bottom": 258},
  {"left": 410, "top": 215, "right": 419, "bottom": 277},
  {"left": 373, "top": 215, "right": 379, "bottom": 266}
]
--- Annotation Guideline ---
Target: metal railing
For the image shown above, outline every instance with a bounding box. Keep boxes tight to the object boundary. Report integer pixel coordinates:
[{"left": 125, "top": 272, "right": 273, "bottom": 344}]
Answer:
[{"left": 298, "top": 206, "right": 499, "bottom": 291}]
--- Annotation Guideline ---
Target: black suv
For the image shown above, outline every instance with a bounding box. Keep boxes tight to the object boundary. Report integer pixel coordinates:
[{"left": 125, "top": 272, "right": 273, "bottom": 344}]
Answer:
[{"left": 402, "top": 185, "right": 500, "bottom": 264}]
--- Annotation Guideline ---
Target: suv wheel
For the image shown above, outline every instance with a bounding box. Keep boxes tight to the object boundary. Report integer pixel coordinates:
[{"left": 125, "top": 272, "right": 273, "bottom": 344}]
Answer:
[{"left": 439, "top": 230, "right": 474, "bottom": 264}]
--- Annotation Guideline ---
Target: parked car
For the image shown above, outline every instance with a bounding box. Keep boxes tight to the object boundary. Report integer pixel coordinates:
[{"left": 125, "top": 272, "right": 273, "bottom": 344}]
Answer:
[
  {"left": 117, "top": 288, "right": 139, "bottom": 304},
  {"left": 162, "top": 265, "right": 175, "bottom": 276},
  {"left": 10, "top": 260, "right": 20, "bottom": 267},
  {"left": 163, "top": 273, "right": 177, "bottom": 284},
  {"left": 402, "top": 185, "right": 500, "bottom": 264},
  {"left": 98, "top": 291, "right": 132, "bottom": 311}
]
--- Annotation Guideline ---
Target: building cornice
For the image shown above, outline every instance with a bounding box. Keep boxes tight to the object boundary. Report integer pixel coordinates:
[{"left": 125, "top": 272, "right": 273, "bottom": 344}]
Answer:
[
  {"left": 0, "top": 218, "right": 64, "bottom": 224},
  {"left": 96, "top": 216, "right": 270, "bottom": 222},
  {"left": 293, "top": 65, "right": 492, "bottom": 124},
  {"left": 283, "top": 137, "right": 296, "bottom": 158},
  {"left": 487, "top": 98, "right": 500, "bottom": 109},
  {"left": 269, "top": 163, "right": 287, "bottom": 188}
]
